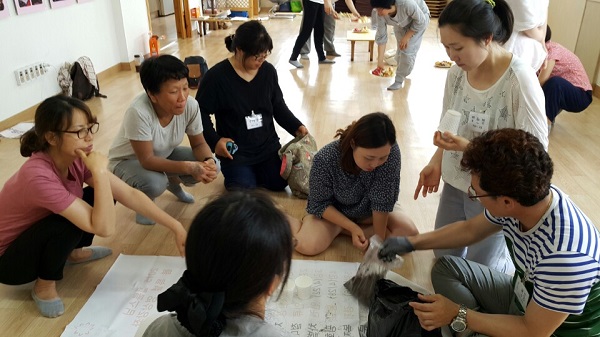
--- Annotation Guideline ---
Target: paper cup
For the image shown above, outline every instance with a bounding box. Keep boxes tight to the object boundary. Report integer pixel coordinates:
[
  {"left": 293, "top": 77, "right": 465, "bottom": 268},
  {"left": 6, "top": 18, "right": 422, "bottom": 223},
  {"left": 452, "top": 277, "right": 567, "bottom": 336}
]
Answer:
[
  {"left": 295, "top": 275, "right": 313, "bottom": 300},
  {"left": 280, "top": 280, "right": 296, "bottom": 302},
  {"left": 438, "top": 109, "right": 462, "bottom": 135}
]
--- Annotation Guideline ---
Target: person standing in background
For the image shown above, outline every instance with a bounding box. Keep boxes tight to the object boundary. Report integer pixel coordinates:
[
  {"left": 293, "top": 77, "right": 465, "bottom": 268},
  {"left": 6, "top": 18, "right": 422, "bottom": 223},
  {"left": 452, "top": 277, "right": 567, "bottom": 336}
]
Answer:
[
  {"left": 289, "top": 0, "right": 338, "bottom": 68},
  {"left": 370, "top": 0, "right": 430, "bottom": 90},
  {"left": 299, "top": 0, "right": 361, "bottom": 60},
  {"left": 503, "top": 0, "right": 549, "bottom": 71}
]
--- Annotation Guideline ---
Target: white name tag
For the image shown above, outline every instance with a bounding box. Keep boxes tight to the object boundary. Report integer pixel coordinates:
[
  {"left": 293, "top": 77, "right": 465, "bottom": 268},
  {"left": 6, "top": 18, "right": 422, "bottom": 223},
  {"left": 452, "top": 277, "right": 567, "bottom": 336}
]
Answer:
[
  {"left": 468, "top": 111, "right": 490, "bottom": 133},
  {"left": 245, "top": 111, "right": 263, "bottom": 130},
  {"left": 514, "top": 275, "right": 530, "bottom": 311}
]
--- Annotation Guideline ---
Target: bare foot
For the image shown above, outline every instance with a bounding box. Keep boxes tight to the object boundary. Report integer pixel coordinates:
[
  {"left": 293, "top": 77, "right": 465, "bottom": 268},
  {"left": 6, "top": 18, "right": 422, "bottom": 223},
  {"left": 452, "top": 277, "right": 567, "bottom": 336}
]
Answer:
[{"left": 33, "top": 279, "right": 59, "bottom": 301}]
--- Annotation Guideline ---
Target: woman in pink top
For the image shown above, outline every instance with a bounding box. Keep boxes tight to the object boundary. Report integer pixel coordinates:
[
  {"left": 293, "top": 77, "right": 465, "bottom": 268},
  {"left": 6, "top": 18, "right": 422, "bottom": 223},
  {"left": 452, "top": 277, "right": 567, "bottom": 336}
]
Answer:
[
  {"left": 538, "top": 26, "right": 593, "bottom": 124},
  {"left": 0, "top": 95, "right": 187, "bottom": 318}
]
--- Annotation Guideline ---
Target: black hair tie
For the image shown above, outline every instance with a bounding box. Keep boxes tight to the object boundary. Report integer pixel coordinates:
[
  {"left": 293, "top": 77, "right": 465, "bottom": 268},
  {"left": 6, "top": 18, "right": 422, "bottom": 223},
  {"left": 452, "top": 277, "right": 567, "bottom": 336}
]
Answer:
[{"left": 157, "top": 271, "right": 225, "bottom": 336}]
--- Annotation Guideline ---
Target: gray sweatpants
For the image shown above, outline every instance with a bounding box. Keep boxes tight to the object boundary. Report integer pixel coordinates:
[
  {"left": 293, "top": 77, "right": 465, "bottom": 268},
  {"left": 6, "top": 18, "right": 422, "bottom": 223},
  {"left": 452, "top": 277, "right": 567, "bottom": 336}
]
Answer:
[{"left": 432, "top": 256, "right": 523, "bottom": 336}]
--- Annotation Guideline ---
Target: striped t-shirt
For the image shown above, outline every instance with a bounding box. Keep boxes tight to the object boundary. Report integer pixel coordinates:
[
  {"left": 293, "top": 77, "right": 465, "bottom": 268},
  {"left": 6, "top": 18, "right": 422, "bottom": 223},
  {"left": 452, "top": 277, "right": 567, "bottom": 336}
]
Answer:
[{"left": 485, "top": 185, "right": 600, "bottom": 336}]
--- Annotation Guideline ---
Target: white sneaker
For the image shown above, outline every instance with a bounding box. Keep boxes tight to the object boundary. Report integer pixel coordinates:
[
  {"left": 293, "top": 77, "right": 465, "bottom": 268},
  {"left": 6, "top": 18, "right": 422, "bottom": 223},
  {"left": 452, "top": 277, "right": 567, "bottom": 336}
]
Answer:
[{"left": 300, "top": 54, "right": 309, "bottom": 60}]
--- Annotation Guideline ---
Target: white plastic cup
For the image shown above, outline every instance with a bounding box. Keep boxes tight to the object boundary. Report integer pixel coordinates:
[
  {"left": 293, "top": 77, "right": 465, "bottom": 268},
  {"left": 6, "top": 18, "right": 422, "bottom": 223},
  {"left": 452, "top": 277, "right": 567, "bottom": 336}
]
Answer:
[
  {"left": 438, "top": 109, "right": 462, "bottom": 135},
  {"left": 280, "top": 280, "right": 296, "bottom": 302},
  {"left": 295, "top": 275, "right": 313, "bottom": 300}
]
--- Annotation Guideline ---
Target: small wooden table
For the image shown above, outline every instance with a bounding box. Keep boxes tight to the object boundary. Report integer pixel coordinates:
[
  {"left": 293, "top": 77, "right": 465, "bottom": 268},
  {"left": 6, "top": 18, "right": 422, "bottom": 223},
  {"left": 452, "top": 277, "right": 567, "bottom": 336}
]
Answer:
[{"left": 346, "top": 30, "right": 376, "bottom": 62}]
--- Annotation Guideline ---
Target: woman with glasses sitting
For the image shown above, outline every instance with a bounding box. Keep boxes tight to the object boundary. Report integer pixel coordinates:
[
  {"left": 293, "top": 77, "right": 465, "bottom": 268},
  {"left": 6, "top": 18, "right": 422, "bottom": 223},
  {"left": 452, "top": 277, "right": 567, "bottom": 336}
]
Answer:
[
  {"left": 412, "top": 0, "right": 548, "bottom": 274},
  {"left": 0, "top": 95, "right": 187, "bottom": 318},
  {"left": 196, "top": 21, "right": 308, "bottom": 191}
]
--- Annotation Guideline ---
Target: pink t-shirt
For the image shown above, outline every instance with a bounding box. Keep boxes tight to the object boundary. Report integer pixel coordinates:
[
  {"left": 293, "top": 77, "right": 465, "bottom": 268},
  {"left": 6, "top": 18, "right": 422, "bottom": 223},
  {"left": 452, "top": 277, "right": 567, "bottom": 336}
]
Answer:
[
  {"left": 546, "top": 41, "right": 593, "bottom": 92},
  {"left": 0, "top": 152, "right": 92, "bottom": 255}
]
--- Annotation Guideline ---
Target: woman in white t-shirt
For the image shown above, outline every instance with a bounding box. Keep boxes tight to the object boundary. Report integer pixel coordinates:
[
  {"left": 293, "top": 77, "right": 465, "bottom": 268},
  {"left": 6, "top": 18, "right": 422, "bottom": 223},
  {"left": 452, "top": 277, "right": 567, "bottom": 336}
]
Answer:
[
  {"left": 413, "top": 0, "right": 548, "bottom": 274},
  {"left": 503, "top": 0, "right": 549, "bottom": 71}
]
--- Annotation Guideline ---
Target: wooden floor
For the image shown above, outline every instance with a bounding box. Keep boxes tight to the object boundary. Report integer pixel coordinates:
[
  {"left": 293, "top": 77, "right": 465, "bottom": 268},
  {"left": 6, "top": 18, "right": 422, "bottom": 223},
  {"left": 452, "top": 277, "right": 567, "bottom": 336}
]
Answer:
[{"left": 1, "top": 15, "right": 599, "bottom": 336}]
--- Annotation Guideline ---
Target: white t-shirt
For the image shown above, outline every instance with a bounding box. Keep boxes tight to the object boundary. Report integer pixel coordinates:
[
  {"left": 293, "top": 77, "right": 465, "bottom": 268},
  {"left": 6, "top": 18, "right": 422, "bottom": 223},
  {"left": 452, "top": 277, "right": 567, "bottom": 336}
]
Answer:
[
  {"left": 108, "top": 93, "right": 204, "bottom": 171},
  {"left": 440, "top": 56, "right": 548, "bottom": 193},
  {"left": 503, "top": 0, "right": 549, "bottom": 70}
]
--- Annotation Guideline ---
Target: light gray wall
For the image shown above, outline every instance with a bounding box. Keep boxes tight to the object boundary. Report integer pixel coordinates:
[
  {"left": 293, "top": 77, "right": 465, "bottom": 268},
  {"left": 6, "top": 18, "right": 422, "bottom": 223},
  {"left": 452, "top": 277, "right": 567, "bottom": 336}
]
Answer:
[{"left": 0, "top": 0, "right": 150, "bottom": 122}]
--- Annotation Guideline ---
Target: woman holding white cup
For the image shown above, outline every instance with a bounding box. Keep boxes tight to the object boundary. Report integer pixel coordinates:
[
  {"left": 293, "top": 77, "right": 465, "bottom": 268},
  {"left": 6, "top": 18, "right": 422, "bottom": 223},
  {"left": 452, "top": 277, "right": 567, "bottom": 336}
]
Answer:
[{"left": 412, "top": 0, "right": 548, "bottom": 274}]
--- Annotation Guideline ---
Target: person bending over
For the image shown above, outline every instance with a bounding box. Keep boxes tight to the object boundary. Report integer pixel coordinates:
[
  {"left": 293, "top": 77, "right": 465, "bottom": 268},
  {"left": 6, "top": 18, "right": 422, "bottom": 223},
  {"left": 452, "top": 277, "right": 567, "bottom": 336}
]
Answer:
[
  {"left": 380, "top": 128, "right": 600, "bottom": 337},
  {"left": 292, "top": 112, "right": 418, "bottom": 256}
]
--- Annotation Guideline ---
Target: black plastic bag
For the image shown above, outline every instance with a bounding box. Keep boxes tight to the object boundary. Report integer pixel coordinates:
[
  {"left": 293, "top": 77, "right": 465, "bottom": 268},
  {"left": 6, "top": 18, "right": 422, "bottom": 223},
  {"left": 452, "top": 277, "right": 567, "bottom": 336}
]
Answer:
[{"left": 367, "top": 279, "right": 442, "bottom": 337}]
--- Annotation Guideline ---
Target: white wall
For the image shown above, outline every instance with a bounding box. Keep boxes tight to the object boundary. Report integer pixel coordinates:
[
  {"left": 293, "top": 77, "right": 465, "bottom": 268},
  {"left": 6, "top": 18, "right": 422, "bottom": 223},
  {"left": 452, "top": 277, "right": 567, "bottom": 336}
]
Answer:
[
  {"left": 547, "top": 0, "right": 585, "bottom": 51},
  {"left": 0, "top": 0, "right": 150, "bottom": 123}
]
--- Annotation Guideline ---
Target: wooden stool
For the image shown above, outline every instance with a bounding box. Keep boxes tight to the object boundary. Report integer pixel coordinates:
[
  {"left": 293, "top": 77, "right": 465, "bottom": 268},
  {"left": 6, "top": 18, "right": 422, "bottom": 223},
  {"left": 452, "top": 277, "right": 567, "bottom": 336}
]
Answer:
[{"left": 346, "top": 30, "right": 376, "bottom": 62}]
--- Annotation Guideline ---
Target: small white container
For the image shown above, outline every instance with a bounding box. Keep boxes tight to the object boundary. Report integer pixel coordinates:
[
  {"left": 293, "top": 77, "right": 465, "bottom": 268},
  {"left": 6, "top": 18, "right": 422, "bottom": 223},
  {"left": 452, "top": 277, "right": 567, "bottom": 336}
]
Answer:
[
  {"left": 295, "top": 275, "right": 313, "bottom": 300},
  {"left": 438, "top": 109, "right": 462, "bottom": 135}
]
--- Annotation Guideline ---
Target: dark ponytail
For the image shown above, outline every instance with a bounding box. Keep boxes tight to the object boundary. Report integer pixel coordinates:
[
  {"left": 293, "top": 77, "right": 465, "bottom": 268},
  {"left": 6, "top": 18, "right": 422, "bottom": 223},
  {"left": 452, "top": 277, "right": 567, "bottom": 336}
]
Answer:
[
  {"left": 439, "top": 0, "right": 514, "bottom": 44},
  {"left": 223, "top": 21, "right": 273, "bottom": 62},
  {"left": 20, "top": 94, "right": 95, "bottom": 157}
]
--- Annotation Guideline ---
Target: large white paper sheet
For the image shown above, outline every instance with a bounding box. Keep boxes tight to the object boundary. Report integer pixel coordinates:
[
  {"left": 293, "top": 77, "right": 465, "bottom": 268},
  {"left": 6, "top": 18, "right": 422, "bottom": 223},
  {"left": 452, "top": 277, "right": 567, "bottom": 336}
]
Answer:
[
  {"left": 63, "top": 256, "right": 363, "bottom": 337},
  {"left": 0, "top": 122, "right": 34, "bottom": 138},
  {"left": 266, "top": 260, "right": 362, "bottom": 337},
  {"left": 62, "top": 255, "right": 186, "bottom": 337},
  {"left": 62, "top": 255, "right": 449, "bottom": 337}
]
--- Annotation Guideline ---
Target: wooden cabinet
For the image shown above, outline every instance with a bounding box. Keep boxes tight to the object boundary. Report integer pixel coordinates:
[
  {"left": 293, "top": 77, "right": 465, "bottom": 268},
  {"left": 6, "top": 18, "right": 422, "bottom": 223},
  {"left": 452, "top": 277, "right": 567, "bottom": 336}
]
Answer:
[{"left": 425, "top": 0, "right": 446, "bottom": 18}]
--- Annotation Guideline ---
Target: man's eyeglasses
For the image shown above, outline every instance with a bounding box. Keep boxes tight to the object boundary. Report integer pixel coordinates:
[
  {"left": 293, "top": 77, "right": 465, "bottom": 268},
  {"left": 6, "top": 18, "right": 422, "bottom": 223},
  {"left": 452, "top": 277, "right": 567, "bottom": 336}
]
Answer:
[
  {"left": 254, "top": 51, "right": 271, "bottom": 62},
  {"left": 56, "top": 123, "right": 100, "bottom": 139},
  {"left": 467, "top": 185, "right": 497, "bottom": 202}
]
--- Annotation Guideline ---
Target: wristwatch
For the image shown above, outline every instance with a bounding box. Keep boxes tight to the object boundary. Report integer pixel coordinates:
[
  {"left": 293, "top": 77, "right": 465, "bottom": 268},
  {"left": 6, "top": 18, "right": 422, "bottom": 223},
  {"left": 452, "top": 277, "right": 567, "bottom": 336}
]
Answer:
[{"left": 450, "top": 304, "right": 468, "bottom": 332}]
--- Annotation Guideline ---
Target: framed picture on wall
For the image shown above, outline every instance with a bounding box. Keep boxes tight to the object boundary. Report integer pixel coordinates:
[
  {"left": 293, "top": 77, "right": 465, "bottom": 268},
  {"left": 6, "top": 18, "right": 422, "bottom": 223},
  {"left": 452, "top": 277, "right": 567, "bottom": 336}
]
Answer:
[
  {"left": 0, "top": 0, "right": 11, "bottom": 19},
  {"left": 13, "top": 0, "right": 47, "bottom": 15},
  {"left": 50, "top": 0, "right": 76, "bottom": 8}
]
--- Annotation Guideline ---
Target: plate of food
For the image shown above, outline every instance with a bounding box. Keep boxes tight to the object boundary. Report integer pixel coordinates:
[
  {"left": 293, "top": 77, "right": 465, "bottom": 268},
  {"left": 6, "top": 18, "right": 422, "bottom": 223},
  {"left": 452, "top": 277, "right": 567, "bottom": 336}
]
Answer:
[
  {"left": 371, "top": 67, "right": 394, "bottom": 77},
  {"left": 352, "top": 26, "right": 370, "bottom": 33},
  {"left": 434, "top": 60, "right": 453, "bottom": 68}
]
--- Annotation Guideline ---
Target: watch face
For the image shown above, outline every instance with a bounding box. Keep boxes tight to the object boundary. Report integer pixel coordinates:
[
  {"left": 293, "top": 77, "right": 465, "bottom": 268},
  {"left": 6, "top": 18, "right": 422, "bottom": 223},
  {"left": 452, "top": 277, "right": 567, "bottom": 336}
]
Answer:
[{"left": 451, "top": 319, "right": 466, "bottom": 332}]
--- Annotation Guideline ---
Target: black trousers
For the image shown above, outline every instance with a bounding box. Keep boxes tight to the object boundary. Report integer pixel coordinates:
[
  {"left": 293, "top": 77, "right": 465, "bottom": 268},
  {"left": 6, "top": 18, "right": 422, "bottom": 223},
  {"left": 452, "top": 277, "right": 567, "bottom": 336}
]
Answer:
[
  {"left": 290, "top": 0, "right": 326, "bottom": 61},
  {"left": 0, "top": 187, "right": 95, "bottom": 285}
]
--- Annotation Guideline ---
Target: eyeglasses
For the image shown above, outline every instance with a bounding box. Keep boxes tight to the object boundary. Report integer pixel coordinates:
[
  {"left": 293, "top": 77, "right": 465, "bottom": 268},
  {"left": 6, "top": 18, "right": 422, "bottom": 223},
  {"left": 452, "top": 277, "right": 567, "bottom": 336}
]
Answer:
[
  {"left": 253, "top": 51, "right": 271, "bottom": 62},
  {"left": 56, "top": 123, "right": 99, "bottom": 139},
  {"left": 467, "top": 185, "right": 497, "bottom": 202}
]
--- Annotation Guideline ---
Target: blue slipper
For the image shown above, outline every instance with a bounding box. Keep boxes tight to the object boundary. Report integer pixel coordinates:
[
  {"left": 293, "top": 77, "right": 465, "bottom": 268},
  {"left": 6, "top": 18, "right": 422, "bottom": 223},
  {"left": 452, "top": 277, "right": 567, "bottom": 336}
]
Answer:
[
  {"left": 31, "top": 289, "right": 64, "bottom": 318},
  {"left": 66, "top": 246, "right": 112, "bottom": 265}
]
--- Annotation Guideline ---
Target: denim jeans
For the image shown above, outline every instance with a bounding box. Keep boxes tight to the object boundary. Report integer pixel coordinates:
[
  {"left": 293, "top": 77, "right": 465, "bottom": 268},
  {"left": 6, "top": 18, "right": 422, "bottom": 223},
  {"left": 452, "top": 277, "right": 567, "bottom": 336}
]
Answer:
[{"left": 221, "top": 153, "right": 287, "bottom": 191}]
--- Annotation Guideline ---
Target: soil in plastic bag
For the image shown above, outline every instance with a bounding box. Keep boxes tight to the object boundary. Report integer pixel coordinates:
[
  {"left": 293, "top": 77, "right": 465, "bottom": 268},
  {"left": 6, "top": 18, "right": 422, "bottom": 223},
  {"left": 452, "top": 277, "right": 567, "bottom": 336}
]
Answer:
[{"left": 368, "top": 279, "right": 442, "bottom": 337}]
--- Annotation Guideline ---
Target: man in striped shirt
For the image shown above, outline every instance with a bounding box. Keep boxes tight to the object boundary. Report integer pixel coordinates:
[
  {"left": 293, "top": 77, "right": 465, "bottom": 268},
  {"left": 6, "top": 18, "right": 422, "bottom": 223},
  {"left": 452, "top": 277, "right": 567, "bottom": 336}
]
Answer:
[{"left": 379, "top": 128, "right": 600, "bottom": 337}]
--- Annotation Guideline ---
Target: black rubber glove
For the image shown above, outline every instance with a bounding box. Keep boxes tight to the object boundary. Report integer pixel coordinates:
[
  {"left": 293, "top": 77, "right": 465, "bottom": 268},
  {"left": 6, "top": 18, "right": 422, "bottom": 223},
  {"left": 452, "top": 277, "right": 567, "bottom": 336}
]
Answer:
[{"left": 378, "top": 237, "right": 415, "bottom": 262}]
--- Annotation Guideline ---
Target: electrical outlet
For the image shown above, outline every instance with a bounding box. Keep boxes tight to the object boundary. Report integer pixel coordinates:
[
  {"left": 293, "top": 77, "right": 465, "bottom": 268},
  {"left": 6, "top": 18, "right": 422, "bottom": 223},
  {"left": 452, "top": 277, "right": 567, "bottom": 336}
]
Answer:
[{"left": 14, "top": 62, "right": 50, "bottom": 86}]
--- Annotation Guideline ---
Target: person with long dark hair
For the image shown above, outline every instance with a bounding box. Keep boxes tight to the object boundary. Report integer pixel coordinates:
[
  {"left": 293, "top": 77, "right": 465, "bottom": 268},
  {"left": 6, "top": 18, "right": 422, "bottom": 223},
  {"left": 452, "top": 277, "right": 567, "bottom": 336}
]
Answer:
[
  {"left": 0, "top": 95, "right": 187, "bottom": 318},
  {"left": 196, "top": 21, "right": 308, "bottom": 191},
  {"left": 292, "top": 112, "right": 418, "bottom": 256},
  {"left": 142, "top": 191, "right": 293, "bottom": 337}
]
